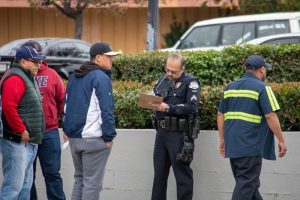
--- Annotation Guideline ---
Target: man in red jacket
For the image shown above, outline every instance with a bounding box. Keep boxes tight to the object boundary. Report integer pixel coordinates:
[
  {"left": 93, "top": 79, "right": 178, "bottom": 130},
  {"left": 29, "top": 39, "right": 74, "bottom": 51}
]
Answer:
[
  {"left": 21, "top": 40, "right": 66, "bottom": 200},
  {"left": 0, "top": 45, "right": 45, "bottom": 200}
]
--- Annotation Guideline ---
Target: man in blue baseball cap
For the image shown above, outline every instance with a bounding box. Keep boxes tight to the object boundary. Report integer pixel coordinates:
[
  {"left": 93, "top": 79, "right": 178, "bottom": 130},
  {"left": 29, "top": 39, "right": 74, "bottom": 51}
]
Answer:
[
  {"left": 244, "top": 55, "right": 272, "bottom": 81},
  {"left": 20, "top": 40, "right": 67, "bottom": 200},
  {"left": 217, "top": 54, "right": 287, "bottom": 200},
  {"left": 14, "top": 45, "right": 45, "bottom": 76},
  {"left": 0, "top": 45, "right": 45, "bottom": 199}
]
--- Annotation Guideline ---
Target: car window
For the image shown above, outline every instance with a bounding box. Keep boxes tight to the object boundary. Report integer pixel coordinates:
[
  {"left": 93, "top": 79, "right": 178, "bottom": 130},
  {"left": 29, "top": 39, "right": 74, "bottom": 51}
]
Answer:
[
  {"left": 177, "top": 25, "right": 221, "bottom": 49},
  {"left": 262, "top": 37, "right": 300, "bottom": 45},
  {"left": 37, "top": 39, "right": 54, "bottom": 50},
  {"left": 222, "top": 23, "right": 255, "bottom": 45},
  {"left": 73, "top": 42, "right": 90, "bottom": 58},
  {"left": 258, "top": 20, "right": 289, "bottom": 37},
  {"left": 48, "top": 42, "right": 77, "bottom": 57}
]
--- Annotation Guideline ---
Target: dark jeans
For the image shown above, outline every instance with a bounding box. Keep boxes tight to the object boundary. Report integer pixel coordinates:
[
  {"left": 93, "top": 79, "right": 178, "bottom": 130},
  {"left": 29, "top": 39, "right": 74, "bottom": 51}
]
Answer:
[
  {"left": 30, "top": 129, "right": 66, "bottom": 200},
  {"left": 151, "top": 131, "right": 193, "bottom": 200},
  {"left": 230, "top": 156, "right": 263, "bottom": 200}
]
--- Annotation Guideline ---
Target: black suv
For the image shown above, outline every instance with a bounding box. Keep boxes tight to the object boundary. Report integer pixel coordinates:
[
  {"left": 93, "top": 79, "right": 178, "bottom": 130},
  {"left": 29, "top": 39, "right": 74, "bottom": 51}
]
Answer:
[{"left": 0, "top": 38, "right": 91, "bottom": 80}]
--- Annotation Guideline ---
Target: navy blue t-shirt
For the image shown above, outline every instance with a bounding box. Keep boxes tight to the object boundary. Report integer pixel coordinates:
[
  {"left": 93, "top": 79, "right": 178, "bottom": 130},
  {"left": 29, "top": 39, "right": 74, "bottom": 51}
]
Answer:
[{"left": 218, "top": 72, "right": 280, "bottom": 160}]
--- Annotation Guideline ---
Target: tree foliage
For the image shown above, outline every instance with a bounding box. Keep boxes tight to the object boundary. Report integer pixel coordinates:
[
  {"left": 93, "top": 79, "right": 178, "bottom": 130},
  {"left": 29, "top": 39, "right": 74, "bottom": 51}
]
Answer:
[
  {"left": 238, "top": 0, "right": 300, "bottom": 14},
  {"left": 162, "top": 20, "right": 189, "bottom": 48},
  {"left": 208, "top": 0, "right": 300, "bottom": 14}
]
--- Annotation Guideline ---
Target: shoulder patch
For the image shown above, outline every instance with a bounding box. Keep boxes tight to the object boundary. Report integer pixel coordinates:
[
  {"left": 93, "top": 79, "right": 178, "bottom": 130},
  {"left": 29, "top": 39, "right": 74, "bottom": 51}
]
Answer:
[{"left": 189, "top": 81, "right": 199, "bottom": 89}]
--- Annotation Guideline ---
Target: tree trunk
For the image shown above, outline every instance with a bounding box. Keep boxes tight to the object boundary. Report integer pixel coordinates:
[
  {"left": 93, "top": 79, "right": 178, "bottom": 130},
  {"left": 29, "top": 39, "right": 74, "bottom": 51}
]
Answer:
[{"left": 74, "top": 12, "right": 83, "bottom": 39}]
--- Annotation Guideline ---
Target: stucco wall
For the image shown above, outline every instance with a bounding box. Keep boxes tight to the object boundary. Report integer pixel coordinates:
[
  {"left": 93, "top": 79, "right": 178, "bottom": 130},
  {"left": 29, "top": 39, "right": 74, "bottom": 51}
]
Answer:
[{"left": 1, "top": 130, "right": 299, "bottom": 200}]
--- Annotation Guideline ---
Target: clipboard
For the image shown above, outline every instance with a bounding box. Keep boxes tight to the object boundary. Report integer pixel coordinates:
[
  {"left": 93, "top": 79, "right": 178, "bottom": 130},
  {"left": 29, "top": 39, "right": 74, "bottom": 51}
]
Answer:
[{"left": 138, "top": 93, "right": 163, "bottom": 110}]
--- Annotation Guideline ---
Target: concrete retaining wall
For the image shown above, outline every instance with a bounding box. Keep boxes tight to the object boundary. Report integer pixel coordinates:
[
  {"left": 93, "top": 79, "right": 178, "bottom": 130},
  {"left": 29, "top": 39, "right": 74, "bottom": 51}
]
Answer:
[{"left": 1, "top": 130, "right": 299, "bottom": 200}]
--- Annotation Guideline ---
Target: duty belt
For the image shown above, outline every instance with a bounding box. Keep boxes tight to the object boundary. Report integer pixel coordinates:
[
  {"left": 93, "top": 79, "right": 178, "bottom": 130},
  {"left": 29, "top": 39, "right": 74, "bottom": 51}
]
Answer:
[{"left": 157, "top": 117, "right": 186, "bottom": 131}]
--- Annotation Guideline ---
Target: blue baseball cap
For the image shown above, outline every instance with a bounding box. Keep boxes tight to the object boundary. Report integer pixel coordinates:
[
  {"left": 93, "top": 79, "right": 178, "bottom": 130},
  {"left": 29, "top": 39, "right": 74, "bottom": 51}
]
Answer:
[
  {"left": 245, "top": 55, "right": 272, "bottom": 70},
  {"left": 15, "top": 46, "right": 45, "bottom": 62}
]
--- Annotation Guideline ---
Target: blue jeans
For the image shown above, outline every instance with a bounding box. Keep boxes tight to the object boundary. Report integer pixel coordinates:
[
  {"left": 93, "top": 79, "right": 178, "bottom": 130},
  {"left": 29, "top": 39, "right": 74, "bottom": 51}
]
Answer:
[
  {"left": 30, "top": 129, "right": 65, "bottom": 200},
  {"left": 0, "top": 138, "right": 38, "bottom": 200}
]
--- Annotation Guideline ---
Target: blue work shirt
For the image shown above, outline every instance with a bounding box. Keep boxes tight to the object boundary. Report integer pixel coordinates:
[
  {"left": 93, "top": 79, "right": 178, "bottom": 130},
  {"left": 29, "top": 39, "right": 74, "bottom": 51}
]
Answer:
[{"left": 219, "top": 72, "right": 280, "bottom": 160}]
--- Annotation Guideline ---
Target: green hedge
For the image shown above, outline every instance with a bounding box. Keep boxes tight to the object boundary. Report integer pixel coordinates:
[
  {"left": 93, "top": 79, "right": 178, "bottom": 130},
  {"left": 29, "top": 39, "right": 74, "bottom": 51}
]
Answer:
[
  {"left": 112, "top": 44, "right": 300, "bottom": 85},
  {"left": 113, "top": 81, "right": 300, "bottom": 131}
]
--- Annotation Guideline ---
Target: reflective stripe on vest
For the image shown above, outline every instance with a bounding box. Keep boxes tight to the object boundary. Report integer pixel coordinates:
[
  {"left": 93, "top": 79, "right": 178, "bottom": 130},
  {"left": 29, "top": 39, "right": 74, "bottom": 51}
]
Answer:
[
  {"left": 224, "top": 112, "right": 262, "bottom": 123},
  {"left": 224, "top": 90, "right": 259, "bottom": 100},
  {"left": 265, "top": 86, "right": 280, "bottom": 111}
]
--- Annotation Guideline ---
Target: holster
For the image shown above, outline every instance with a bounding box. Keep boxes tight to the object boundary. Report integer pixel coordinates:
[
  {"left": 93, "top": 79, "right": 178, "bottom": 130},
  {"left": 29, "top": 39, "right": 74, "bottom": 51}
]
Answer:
[
  {"left": 186, "top": 114, "right": 200, "bottom": 140},
  {"left": 176, "top": 136, "right": 194, "bottom": 163}
]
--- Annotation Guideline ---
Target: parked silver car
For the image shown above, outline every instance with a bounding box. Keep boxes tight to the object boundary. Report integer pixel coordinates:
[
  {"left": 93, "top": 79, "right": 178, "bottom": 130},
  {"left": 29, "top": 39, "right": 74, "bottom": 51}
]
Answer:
[
  {"left": 245, "top": 32, "right": 300, "bottom": 45},
  {"left": 0, "top": 38, "right": 91, "bottom": 80}
]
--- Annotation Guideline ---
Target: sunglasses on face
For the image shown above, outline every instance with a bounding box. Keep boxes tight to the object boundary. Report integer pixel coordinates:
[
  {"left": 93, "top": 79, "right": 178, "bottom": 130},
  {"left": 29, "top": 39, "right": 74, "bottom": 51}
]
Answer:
[{"left": 24, "top": 59, "right": 41, "bottom": 65}]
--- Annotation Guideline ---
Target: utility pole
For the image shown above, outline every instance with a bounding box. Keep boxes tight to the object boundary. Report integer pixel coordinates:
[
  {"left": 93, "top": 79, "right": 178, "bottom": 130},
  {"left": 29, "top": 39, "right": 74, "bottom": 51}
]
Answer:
[{"left": 146, "top": 0, "right": 159, "bottom": 51}]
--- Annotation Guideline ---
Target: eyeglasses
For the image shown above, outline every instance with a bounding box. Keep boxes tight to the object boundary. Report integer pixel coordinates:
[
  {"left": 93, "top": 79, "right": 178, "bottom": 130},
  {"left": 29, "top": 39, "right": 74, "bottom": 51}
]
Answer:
[
  {"left": 24, "top": 59, "right": 40, "bottom": 65},
  {"left": 164, "top": 67, "right": 182, "bottom": 75}
]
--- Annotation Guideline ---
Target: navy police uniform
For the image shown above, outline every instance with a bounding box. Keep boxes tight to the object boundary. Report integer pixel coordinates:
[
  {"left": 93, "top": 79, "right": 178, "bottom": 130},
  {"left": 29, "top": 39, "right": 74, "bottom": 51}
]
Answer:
[
  {"left": 151, "top": 72, "right": 200, "bottom": 200},
  {"left": 218, "top": 72, "right": 280, "bottom": 200}
]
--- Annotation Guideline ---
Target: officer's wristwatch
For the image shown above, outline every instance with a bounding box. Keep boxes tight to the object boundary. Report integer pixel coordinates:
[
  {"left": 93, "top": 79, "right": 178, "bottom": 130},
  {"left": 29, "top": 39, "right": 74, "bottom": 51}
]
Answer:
[{"left": 165, "top": 105, "right": 170, "bottom": 112}]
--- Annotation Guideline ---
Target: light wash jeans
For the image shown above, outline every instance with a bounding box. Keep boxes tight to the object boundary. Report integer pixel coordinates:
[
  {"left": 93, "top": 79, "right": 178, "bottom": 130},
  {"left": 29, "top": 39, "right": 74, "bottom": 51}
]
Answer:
[{"left": 0, "top": 138, "right": 38, "bottom": 200}]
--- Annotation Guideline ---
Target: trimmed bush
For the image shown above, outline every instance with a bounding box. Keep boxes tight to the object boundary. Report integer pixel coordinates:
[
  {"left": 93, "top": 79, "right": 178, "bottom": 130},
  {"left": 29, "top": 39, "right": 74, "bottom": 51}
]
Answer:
[
  {"left": 270, "top": 82, "right": 300, "bottom": 131},
  {"left": 113, "top": 81, "right": 153, "bottom": 128},
  {"left": 113, "top": 81, "right": 300, "bottom": 131},
  {"left": 112, "top": 44, "right": 300, "bottom": 85}
]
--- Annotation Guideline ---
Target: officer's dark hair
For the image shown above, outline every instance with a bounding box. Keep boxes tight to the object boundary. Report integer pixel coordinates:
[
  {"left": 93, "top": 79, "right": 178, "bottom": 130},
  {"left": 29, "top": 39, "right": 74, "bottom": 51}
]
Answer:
[{"left": 168, "top": 53, "right": 185, "bottom": 69}]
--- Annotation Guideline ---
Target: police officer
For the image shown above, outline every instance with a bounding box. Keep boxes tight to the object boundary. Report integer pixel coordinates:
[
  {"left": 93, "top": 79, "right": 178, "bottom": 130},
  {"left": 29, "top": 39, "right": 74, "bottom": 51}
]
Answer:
[
  {"left": 217, "top": 55, "right": 287, "bottom": 200},
  {"left": 151, "top": 53, "right": 200, "bottom": 200}
]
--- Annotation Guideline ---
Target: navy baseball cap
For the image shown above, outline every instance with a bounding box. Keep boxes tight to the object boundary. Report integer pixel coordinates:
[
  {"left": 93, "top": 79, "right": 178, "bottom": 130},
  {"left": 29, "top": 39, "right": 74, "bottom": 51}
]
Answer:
[
  {"left": 15, "top": 46, "right": 45, "bottom": 61},
  {"left": 245, "top": 55, "right": 272, "bottom": 70},
  {"left": 89, "top": 41, "right": 120, "bottom": 56}
]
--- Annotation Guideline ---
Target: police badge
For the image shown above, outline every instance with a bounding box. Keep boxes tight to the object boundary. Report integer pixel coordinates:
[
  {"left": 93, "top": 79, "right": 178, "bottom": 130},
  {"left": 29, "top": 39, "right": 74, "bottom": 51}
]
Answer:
[{"left": 175, "top": 82, "right": 182, "bottom": 89}]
